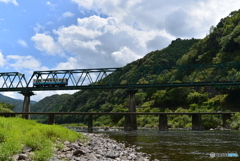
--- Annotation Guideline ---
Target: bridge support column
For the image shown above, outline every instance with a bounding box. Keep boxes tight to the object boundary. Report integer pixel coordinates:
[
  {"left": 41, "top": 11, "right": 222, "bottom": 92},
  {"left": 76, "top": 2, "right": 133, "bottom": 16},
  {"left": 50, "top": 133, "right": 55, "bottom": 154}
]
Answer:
[
  {"left": 222, "top": 114, "right": 232, "bottom": 129},
  {"left": 48, "top": 114, "right": 55, "bottom": 125},
  {"left": 159, "top": 114, "right": 168, "bottom": 131},
  {"left": 88, "top": 115, "right": 93, "bottom": 133},
  {"left": 192, "top": 114, "right": 203, "bottom": 130},
  {"left": 124, "top": 89, "right": 137, "bottom": 131},
  {"left": 20, "top": 91, "right": 34, "bottom": 119}
]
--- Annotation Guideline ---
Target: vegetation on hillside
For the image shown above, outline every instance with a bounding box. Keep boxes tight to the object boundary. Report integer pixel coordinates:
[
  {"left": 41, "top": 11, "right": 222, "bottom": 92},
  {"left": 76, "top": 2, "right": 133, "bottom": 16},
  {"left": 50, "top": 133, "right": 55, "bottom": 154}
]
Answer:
[
  {"left": 0, "top": 117, "right": 84, "bottom": 161},
  {"left": 0, "top": 102, "right": 15, "bottom": 113},
  {"left": 0, "top": 94, "right": 36, "bottom": 112},
  {"left": 31, "top": 38, "right": 199, "bottom": 124},
  {"left": 31, "top": 10, "right": 240, "bottom": 129}
]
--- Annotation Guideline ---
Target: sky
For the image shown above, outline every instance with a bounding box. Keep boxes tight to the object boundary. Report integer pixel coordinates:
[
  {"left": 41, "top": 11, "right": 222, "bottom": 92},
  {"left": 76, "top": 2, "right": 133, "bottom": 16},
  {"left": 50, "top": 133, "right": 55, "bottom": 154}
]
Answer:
[{"left": 0, "top": 0, "right": 240, "bottom": 102}]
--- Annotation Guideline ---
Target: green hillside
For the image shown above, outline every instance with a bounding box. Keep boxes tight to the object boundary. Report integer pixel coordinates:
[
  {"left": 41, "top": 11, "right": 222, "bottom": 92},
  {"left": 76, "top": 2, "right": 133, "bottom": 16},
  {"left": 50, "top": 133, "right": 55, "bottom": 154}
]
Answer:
[
  {"left": 31, "top": 9, "right": 240, "bottom": 129},
  {"left": 0, "top": 93, "right": 36, "bottom": 112},
  {"left": 31, "top": 38, "right": 199, "bottom": 123}
]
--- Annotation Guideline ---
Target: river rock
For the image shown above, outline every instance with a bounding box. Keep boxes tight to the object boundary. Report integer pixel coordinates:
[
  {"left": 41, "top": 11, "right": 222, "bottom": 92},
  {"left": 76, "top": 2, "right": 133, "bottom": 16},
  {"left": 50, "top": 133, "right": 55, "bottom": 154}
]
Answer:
[
  {"left": 73, "top": 149, "right": 86, "bottom": 156},
  {"left": 51, "top": 133, "right": 153, "bottom": 161},
  {"left": 18, "top": 154, "right": 28, "bottom": 160}
]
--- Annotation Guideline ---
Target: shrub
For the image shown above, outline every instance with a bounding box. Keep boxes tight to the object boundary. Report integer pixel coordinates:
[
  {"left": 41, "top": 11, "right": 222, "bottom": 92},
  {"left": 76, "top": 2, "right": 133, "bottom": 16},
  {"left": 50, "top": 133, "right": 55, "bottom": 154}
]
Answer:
[{"left": 230, "top": 112, "right": 240, "bottom": 130}]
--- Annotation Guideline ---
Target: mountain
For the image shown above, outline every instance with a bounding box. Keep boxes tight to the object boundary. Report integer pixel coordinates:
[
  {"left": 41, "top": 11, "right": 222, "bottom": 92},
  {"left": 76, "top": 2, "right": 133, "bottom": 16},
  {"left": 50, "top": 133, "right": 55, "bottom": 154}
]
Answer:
[
  {"left": 177, "top": 10, "right": 240, "bottom": 65},
  {"left": 31, "top": 38, "right": 199, "bottom": 123},
  {"left": 31, "top": 9, "right": 240, "bottom": 126},
  {"left": 0, "top": 93, "right": 36, "bottom": 112}
]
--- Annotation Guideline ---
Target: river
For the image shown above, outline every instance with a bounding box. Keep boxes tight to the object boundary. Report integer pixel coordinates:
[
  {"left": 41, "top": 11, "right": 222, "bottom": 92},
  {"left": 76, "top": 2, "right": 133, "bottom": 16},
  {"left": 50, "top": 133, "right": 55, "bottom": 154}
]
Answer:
[{"left": 93, "top": 129, "right": 240, "bottom": 161}]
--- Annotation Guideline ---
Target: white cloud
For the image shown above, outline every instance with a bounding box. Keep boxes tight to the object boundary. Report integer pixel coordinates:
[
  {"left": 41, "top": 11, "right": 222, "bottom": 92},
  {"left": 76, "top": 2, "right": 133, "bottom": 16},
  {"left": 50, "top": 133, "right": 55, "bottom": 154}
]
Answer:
[
  {"left": 32, "top": 90, "right": 77, "bottom": 102},
  {"left": 112, "top": 47, "right": 141, "bottom": 65},
  {"left": 6, "top": 55, "right": 44, "bottom": 70},
  {"left": 46, "top": 1, "right": 55, "bottom": 7},
  {"left": 50, "top": 15, "right": 171, "bottom": 69},
  {"left": 55, "top": 57, "right": 83, "bottom": 70},
  {"left": 17, "top": 39, "right": 28, "bottom": 47},
  {"left": 62, "top": 12, "right": 74, "bottom": 18},
  {"left": 33, "top": 23, "right": 45, "bottom": 33},
  {"left": 32, "top": 1, "right": 240, "bottom": 73},
  {"left": 71, "top": 0, "right": 240, "bottom": 38},
  {"left": 0, "top": 0, "right": 18, "bottom": 5},
  {"left": 31, "top": 33, "right": 63, "bottom": 56},
  {"left": 0, "top": 52, "right": 5, "bottom": 67},
  {"left": 71, "top": 0, "right": 94, "bottom": 9},
  {"left": 1, "top": 92, "right": 22, "bottom": 100}
]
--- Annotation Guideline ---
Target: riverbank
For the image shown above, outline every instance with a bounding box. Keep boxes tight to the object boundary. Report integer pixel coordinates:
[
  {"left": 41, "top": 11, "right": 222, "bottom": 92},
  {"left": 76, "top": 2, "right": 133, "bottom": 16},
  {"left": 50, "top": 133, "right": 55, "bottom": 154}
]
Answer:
[{"left": 50, "top": 133, "right": 156, "bottom": 161}]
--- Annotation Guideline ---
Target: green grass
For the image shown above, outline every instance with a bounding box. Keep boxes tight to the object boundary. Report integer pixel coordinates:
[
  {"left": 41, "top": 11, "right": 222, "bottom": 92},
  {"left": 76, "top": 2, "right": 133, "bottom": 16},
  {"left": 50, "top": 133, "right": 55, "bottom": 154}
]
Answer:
[{"left": 0, "top": 117, "right": 85, "bottom": 161}]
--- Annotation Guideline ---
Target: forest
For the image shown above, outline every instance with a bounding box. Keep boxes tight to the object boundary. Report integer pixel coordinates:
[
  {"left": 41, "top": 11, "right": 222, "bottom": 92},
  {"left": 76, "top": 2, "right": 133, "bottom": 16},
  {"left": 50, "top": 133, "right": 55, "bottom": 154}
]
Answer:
[{"left": 29, "top": 10, "right": 240, "bottom": 130}]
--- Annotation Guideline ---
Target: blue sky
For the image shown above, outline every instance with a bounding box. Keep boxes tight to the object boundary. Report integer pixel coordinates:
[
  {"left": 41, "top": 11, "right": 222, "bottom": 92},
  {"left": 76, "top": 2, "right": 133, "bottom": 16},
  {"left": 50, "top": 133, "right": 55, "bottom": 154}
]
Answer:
[{"left": 1, "top": 0, "right": 240, "bottom": 101}]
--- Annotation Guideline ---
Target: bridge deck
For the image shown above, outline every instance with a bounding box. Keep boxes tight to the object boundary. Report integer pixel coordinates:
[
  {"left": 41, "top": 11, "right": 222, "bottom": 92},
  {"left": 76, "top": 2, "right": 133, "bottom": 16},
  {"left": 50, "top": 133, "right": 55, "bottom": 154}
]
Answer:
[{"left": 0, "top": 112, "right": 237, "bottom": 115}]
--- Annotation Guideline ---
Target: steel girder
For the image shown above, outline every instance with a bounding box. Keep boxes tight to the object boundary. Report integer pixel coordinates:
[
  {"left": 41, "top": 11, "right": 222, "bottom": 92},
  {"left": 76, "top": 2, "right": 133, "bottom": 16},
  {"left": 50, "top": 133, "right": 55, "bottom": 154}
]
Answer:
[
  {"left": 0, "top": 72, "right": 27, "bottom": 91},
  {"left": 0, "top": 63, "right": 240, "bottom": 91}
]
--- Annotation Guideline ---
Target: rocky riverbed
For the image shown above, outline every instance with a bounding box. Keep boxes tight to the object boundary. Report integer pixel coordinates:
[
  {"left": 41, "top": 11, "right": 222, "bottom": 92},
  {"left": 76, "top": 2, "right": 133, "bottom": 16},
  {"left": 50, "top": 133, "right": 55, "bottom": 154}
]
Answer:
[
  {"left": 51, "top": 133, "right": 156, "bottom": 161},
  {"left": 14, "top": 133, "right": 158, "bottom": 161}
]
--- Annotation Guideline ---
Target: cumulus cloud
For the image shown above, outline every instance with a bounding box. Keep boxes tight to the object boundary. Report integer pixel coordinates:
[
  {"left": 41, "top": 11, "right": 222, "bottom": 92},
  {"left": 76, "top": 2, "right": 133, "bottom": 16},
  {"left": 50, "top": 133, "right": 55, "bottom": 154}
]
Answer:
[
  {"left": 112, "top": 47, "right": 141, "bottom": 66},
  {"left": 31, "top": 0, "right": 240, "bottom": 71},
  {"left": 71, "top": 0, "right": 240, "bottom": 38},
  {"left": 6, "top": 55, "right": 43, "bottom": 70},
  {"left": 31, "top": 33, "right": 63, "bottom": 56},
  {"left": 17, "top": 39, "right": 28, "bottom": 47},
  {"left": 54, "top": 57, "right": 83, "bottom": 70},
  {"left": 0, "top": 0, "right": 18, "bottom": 5},
  {"left": 62, "top": 12, "right": 74, "bottom": 18},
  {"left": 50, "top": 15, "right": 171, "bottom": 68}
]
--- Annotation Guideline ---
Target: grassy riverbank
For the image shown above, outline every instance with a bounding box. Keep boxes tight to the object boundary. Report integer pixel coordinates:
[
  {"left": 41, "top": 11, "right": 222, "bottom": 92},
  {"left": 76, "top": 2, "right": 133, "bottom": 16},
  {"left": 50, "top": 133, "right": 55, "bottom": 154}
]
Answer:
[{"left": 0, "top": 117, "right": 86, "bottom": 161}]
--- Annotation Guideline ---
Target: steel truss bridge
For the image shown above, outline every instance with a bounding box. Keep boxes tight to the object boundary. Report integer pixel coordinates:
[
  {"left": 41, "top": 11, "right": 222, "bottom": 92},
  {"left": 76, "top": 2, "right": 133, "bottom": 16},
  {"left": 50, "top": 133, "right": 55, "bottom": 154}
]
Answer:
[{"left": 1, "top": 63, "right": 240, "bottom": 92}]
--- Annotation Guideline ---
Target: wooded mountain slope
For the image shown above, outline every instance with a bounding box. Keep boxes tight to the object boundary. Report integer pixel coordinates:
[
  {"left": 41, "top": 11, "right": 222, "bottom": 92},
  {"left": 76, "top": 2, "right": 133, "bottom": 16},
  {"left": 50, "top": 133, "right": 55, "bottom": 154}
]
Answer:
[
  {"left": 31, "top": 9, "right": 240, "bottom": 125},
  {"left": 31, "top": 38, "right": 199, "bottom": 123}
]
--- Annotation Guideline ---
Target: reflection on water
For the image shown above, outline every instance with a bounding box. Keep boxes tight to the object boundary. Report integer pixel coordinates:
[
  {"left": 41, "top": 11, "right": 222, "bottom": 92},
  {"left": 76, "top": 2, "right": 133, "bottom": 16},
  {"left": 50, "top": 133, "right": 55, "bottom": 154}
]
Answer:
[{"left": 96, "top": 130, "right": 240, "bottom": 161}]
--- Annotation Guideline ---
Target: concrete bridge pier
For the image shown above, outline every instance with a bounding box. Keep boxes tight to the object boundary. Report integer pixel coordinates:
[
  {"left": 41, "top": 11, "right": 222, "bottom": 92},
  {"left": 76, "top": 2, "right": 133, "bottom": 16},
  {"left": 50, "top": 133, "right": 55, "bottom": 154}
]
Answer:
[
  {"left": 159, "top": 114, "right": 168, "bottom": 131},
  {"left": 222, "top": 113, "right": 232, "bottom": 129},
  {"left": 20, "top": 91, "right": 34, "bottom": 119},
  {"left": 192, "top": 114, "right": 203, "bottom": 130},
  {"left": 88, "top": 115, "right": 93, "bottom": 133},
  {"left": 124, "top": 89, "right": 138, "bottom": 131},
  {"left": 48, "top": 114, "right": 55, "bottom": 125}
]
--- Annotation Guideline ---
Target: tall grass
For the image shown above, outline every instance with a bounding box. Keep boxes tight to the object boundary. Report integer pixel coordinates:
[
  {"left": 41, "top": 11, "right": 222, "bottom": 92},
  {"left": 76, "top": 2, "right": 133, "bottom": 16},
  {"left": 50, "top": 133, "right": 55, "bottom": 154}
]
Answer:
[{"left": 0, "top": 117, "right": 84, "bottom": 161}]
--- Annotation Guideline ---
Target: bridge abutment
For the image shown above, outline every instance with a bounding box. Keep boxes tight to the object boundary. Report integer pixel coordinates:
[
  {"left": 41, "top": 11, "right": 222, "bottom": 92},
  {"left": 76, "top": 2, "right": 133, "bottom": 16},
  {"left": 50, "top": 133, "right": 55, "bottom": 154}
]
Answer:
[
  {"left": 124, "top": 89, "right": 138, "bottom": 131},
  {"left": 192, "top": 114, "right": 203, "bottom": 130},
  {"left": 20, "top": 91, "right": 34, "bottom": 119}
]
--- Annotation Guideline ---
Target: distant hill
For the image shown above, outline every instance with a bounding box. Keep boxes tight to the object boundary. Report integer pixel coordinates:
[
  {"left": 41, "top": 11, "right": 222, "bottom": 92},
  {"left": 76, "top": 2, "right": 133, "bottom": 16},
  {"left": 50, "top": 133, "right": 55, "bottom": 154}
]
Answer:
[{"left": 0, "top": 93, "right": 36, "bottom": 112}]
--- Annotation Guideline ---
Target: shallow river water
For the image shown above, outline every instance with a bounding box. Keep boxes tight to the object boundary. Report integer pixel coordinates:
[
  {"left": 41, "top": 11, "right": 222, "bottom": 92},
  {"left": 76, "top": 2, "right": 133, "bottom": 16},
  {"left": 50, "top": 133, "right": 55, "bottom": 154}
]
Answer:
[{"left": 95, "top": 130, "right": 240, "bottom": 161}]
